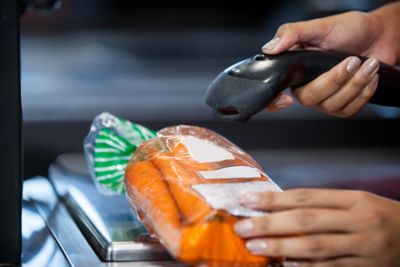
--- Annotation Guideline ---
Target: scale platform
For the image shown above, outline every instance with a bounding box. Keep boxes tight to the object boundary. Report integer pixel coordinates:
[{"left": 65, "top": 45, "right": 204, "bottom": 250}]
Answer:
[{"left": 48, "top": 153, "right": 174, "bottom": 262}]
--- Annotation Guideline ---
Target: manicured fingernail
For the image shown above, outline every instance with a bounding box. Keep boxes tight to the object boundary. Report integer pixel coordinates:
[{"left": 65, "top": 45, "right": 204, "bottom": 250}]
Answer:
[
  {"left": 262, "top": 37, "right": 280, "bottom": 51},
  {"left": 246, "top": 240, "right": 268, "bottom": 253},
  {"left": 368, "top": 74, "right": 379, "bottom": 88},
  {"left": 234, "top": 220, "right": 254, "bottom": 236},
  {"left": 362, "top": 58, "right": 379, "bottom": 76},
  {"left": 240, "top": 193, "right": 260, "bottom": 205},
  {"left": 346, "top": 57, "right": 361, "bottom": 73},
  {"left": 274, "top": 96, "right": 291, "bottom": 108}
]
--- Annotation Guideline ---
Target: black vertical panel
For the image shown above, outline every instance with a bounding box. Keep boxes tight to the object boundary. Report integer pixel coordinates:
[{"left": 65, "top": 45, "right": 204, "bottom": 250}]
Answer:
[{"left": 0, "top": 0, "right": 22, "bottom": 264}]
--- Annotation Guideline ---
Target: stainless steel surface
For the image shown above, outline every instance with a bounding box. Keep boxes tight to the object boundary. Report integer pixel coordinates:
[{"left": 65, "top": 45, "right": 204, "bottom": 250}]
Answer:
[
  {"left": 22, "top": 198, "right": 70, "bottom": 267},
  {"left": 23, "top": 176, "right": 184, "bottom": 267},
  {"left": 24, "top": 176, "right": 101, "bottom": 266},
  {"left": 48, "top": 155, "right": 172, "bottom": 262}
]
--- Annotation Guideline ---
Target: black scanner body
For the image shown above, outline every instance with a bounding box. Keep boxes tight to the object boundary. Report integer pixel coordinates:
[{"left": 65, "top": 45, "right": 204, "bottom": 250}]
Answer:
[{"left": 206, "top": 51, "right": 400, "bottom": 122}]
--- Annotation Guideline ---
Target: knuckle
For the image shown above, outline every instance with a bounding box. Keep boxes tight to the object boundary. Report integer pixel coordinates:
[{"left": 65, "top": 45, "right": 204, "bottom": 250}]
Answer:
[
  {"left": 278, "top": 23, "right": 293, "bottom": 33},
  {"left": 260, "top": 192, "right": 275, "bottom": 207},
  {"left": 294, "top": 209, "right": 315, "bottom": 227},
  {"left": 364, "top": 210, "right": 387, "bottom": 228},
  {"left": 352, "top": 190, "right": 370, "bottom": 201},
  {"left": 277, "top": 23, "right": 300, "bottom": 42},
  {"left": 254, "top": 217, "right": 269, "bottom": 234},
  {"left": 296, "top": 90, "right": 318, "bottom": 107},
  {"left": 350, "top": 11, "right": 369, "bottom": 23},
  {"left": 320, "top": 100, "right": 340, "bottom": 113},
  {"left": 270, "top": 239, "right": 283, "bottom": 255},
  {"left": 351, "top": 75, "right": 368, "bottom": 89},
  {"left": 306, "top": 236, "right": 327, "bottom": 255},
  {"left": 294, "top": 189, "right": 313, "bottom": 204},
  {"left": 359, "top": 191, "right": 376, "bottom": 204},
  {"left": 331, "top": 68, "right": 347, "bottom": 85}
]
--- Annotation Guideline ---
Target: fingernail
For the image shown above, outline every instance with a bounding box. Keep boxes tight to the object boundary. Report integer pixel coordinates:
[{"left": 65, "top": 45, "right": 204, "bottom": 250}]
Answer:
[
  {"left": 274, "top": 96, "right": 291, "bottom": 108},
  {"left": 368, "top": 74, "right": 379, "bottom": 88},
  {"left": 240, "top": 193, "right": 260, "bottom": 205},
  {"left": 234, "top": 220, "right": 254, "bottom": 236},
  {"left": 262, "top": 37, "right": 280, "bottom": 51},
  {"left": 362, "top": 58, "right": 379, "bottom": 76},
  {"left": 346, "top": 57, "right": 361, "bottom": 73},
  {"left": 246, "top": 240, "right": 268, "bottom": 253}
]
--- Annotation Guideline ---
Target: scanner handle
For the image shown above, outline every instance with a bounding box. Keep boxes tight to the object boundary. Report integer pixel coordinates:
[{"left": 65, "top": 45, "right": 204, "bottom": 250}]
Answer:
[{"left": 260, "top": 50, "right": 400, "bottom": 107}]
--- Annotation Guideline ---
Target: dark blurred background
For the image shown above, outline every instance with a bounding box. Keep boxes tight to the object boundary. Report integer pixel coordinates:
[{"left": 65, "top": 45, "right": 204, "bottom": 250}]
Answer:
[{"left": 21, "top": 0, "right": 400, "bottom": 194}]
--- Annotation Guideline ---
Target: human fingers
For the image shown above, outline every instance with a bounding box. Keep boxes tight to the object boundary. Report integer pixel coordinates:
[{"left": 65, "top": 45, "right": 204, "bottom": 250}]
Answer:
[
  {"left": 328, "top": 74, "right": 379, "bottom": 118},
  {"left": 291, "top": 57, "right": 362, "bottom": 108},
  {"left": 265, "top": 93, "right": 294, "bottom": 111},
  {"left": 239, "top": 189, "right": 359, "bottom": 211},
  {"left": 234, "top": 209, "right": 354, "bottom": 238},
  {"left": 284, "top": 257, "right": 370, "bottom": 267},
  {"left": 244, "top": 234, "right": 361, "bottom": 259},
  {"left": 316, "top": 58, "right": 379, "bottom": 116}
]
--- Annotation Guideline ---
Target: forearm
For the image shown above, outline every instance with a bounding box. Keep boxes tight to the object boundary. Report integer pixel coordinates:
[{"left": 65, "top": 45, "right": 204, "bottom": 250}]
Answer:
[{"left": 370, "top": 2, "right": 400, "bottom": 64}]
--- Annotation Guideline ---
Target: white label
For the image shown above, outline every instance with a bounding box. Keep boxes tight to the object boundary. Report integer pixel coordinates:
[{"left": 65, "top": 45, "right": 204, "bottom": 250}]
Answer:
[
  {"left": 192, "top": 181, "right": 282, "bottom": 217},
  {"left": 198, "top": 166, "right": 261, "bottom": 179},
  {"left": 180, "top": 136, "right": 234, "bottom": 163}
]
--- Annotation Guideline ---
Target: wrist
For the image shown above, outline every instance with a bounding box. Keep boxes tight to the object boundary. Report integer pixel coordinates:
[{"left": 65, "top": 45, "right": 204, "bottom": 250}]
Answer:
[
  {"left": 366, "top": 10, "right": 383, "bottom": 42},
  {"left": 369, "top": 2, "right": 400, "bottom": 64}
]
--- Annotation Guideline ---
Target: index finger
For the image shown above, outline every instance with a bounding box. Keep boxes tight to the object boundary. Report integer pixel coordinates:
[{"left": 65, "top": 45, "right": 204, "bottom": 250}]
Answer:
[
  {"left": 240, "top": 188, "right": 357, "bottom": 211},
  {"left": 262, "top": 19, "right": 330, "bottom": 54}
]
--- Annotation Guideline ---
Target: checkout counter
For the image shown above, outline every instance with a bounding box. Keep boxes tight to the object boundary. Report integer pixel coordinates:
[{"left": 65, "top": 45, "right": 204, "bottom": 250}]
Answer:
[{"left": 21, "top": 149, "right": 400, "bottom": 266}]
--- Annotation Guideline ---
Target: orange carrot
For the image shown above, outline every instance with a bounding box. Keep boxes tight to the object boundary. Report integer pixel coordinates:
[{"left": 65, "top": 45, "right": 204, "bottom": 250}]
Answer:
[
  {"left": 152, "top": 153, "right": 213, "bottom": 224},
  {"left": 179, "top": 211, "right": 268, "bottom": 266},
  {"left": 125, "top": 160, "right": 182, "bottom": 254}
]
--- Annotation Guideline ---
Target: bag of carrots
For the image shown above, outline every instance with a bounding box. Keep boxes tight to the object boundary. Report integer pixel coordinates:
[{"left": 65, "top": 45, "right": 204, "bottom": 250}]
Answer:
[
  {"left": 125, "top": 126, "right": 283, "bottom": 266},
  {"left": 85, "top": 113, "right": 283, "bottom": 266}
]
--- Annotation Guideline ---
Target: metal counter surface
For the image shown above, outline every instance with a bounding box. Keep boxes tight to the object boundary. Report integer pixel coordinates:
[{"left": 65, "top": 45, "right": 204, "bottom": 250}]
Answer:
[
  {"left": 22, "top": 176, "right": 184, "bottom": 266},
  {"left": 48, "top": 159, "right": 173, "bottom": 262},
  {"left": 22, "top": 198, "right": 70, "bottom": 267}
]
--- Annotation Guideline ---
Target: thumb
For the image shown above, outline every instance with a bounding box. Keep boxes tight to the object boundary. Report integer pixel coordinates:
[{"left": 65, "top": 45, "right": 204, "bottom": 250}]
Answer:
[{"left": 262, "top": 21, "right": 325, "bottom": 54}]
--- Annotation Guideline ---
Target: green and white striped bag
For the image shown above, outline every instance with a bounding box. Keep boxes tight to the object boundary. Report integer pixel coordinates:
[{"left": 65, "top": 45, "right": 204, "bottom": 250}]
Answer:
[{"left": 84, "top": 112, "right": 156, "bottom": 194}]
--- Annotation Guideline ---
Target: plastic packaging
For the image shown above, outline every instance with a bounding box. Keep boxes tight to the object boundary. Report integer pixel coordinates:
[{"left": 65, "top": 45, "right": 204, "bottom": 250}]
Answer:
[
  {"left": 84, "top": 112, "right": 156, "bottom": 194},
  {"left": 125, "top": 125, "right": 282, "bottom": 266}
]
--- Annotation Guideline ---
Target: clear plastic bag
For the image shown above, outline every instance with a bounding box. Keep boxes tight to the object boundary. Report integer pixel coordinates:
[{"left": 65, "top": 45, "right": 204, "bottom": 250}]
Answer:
[{"left": 125, "top": 125, "right": 282, "bottom": 266}]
